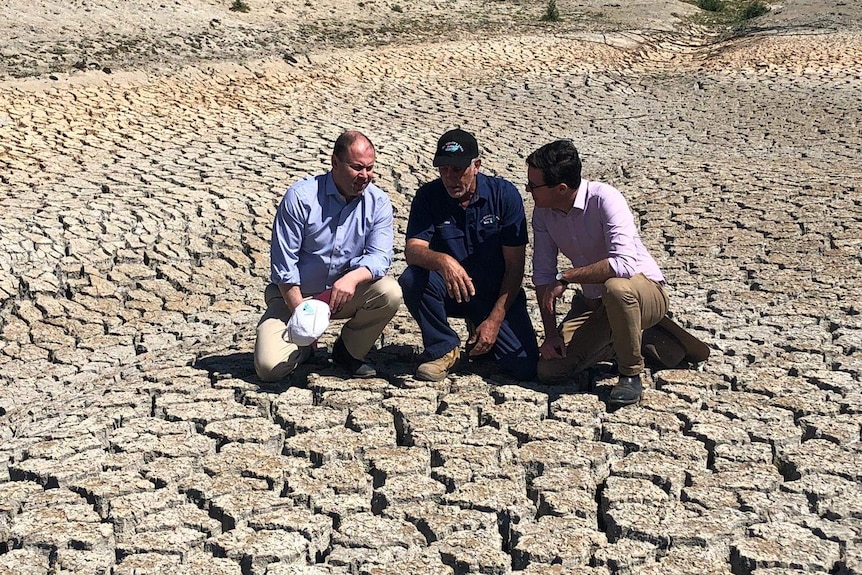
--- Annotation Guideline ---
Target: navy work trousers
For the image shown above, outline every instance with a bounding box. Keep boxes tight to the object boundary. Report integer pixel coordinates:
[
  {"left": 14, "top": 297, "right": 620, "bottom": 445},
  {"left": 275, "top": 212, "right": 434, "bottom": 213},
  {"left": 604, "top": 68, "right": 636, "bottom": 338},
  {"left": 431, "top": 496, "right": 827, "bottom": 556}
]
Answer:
[{"left": 399, "top": 265, "right": 538, "bottom": 381}]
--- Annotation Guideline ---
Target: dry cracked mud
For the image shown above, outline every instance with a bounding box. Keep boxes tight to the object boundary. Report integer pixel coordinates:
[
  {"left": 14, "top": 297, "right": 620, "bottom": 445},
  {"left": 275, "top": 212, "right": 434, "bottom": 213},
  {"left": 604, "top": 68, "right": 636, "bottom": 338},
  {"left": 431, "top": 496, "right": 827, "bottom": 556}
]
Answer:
[{"left": 1, "top": 1, "right": 861, "bottom": 574}]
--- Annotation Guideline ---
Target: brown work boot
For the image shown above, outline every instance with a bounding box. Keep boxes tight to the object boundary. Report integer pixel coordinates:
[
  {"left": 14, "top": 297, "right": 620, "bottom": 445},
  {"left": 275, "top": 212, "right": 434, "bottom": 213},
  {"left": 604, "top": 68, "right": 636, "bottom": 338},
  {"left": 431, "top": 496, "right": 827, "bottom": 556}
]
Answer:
[{"left": 415, "top": 347, "right": 461, "bottom": 382}]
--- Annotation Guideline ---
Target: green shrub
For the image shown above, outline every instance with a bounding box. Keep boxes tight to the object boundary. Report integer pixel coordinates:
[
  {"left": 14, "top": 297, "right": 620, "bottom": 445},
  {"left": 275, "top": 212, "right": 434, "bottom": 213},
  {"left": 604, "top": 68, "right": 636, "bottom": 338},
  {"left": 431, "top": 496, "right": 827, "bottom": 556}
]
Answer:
[
  {"left": 391, "top": 4, "right": 403, "bottom": 12},
  {"left": 697, "top": 0, "right": 723, "bottom": 11},
  {"left": 229, "top": 0, "right": 250, "bottom": 12},
  {"left": 541, "top": 0, "right": 560, "bottom": 22},
  {"left": 686, "top": 0, "right": 771, "bottom": 27},
  {"left": 739, "top": 0, "right": 768, "bottom": 19}
]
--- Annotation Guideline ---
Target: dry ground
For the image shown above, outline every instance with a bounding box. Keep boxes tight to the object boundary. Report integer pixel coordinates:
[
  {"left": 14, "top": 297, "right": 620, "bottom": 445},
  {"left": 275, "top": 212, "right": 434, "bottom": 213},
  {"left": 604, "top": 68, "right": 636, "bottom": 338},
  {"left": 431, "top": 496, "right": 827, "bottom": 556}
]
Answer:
[
  {"left": 1, "top": 1, "right": 861, "bottom": 574},
  {"left": 3, "top": 0, "right": 858, "bottom": 80}
]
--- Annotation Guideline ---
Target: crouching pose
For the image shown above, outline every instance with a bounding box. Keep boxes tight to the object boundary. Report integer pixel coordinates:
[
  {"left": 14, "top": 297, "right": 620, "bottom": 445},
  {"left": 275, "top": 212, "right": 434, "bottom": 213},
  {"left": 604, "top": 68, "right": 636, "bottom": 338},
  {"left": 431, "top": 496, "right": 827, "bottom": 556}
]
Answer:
[
  {"left": 399, "top": 128, "right": 538, "bottom": 382},
  {"left": 527, "top": 139, "right": 708, "bottom": 405},
  {"left": 255, "top": 130, "right": 402, "bottom": 381}
]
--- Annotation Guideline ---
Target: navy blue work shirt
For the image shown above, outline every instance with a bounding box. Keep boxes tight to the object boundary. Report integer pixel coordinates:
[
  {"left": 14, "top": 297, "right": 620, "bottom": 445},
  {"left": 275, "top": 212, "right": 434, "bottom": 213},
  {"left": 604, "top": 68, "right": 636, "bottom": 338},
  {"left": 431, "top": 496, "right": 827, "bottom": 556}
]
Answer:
[{"left": 405, "top": 173, "right": 528, "bottom": 299}]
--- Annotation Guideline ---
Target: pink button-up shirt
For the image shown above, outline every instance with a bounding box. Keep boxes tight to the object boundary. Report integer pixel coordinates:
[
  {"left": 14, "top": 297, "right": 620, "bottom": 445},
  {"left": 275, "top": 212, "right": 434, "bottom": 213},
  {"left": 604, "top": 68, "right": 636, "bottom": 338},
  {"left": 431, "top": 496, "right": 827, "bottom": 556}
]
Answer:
[{"left": 532, "top": 179, "right": 664, "bottom": 299}]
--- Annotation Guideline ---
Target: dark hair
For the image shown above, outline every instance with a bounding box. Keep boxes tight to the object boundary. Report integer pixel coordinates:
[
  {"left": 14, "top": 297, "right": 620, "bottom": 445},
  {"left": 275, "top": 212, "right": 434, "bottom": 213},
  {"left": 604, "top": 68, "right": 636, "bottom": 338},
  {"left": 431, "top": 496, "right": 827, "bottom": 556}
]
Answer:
[
  {"left": 333, "top": 130, "right": 375, "bottom": 159},
  {"left": 526, "top": 139, "right": 582, "bottom": 188}
]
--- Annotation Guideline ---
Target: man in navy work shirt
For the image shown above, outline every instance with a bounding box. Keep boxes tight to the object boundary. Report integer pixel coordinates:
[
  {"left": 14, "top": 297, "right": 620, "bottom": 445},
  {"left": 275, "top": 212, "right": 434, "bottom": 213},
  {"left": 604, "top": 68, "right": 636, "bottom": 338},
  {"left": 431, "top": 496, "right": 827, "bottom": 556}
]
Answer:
[
  {"left": 255, "top": 130, "right": 402, "bottom": 381},
  {"left": 398, "top": 128, "right": 538, "bottom": 381}
]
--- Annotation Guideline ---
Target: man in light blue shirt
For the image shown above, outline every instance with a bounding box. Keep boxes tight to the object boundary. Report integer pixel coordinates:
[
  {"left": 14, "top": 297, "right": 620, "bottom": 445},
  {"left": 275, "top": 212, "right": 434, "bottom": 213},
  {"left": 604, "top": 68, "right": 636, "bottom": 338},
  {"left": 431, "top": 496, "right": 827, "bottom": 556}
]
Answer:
[{"left": 255, "top": 131, "right": 402, "bottom": 381}]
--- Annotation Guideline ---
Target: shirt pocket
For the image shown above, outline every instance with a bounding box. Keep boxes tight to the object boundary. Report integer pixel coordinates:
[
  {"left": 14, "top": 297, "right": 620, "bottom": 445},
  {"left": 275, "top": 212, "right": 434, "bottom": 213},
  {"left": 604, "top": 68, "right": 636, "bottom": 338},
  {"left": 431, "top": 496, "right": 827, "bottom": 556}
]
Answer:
[
  {"left": 432, "top": 224, "right": 466, "bottom": 254},
  {"left": 435, "top": 223, "right": 465, "bottom": 239}
]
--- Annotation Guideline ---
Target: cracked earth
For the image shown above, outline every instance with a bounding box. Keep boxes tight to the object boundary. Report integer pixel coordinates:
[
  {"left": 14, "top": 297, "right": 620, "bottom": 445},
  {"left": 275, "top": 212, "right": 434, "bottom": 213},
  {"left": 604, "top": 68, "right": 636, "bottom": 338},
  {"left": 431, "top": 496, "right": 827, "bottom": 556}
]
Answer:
[{"left": 1, "top": 0, "right": 861, "bottom": 573}]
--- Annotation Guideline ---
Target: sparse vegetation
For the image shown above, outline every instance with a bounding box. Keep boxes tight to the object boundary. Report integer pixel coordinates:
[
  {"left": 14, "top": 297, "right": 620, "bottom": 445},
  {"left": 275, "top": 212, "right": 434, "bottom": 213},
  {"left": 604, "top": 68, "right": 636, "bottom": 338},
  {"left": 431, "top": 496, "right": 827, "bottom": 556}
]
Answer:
[
  {"left": 391, "top": 4, "right": 403, "bottom": 12},
  {"left": 541, "top": 0, "right": 560, "bottom": 22},
  {"left": 687, "top": 0, "right": 770, "bottom": 26},
  {"left": 739, "top": 1, "right": 768, "bottom": 20},
  {"left": 697, "top": 0, "right": 723, "bottom": 11},
  {"left": 229, "top": 0, "right": 250, "bottom": 12}
]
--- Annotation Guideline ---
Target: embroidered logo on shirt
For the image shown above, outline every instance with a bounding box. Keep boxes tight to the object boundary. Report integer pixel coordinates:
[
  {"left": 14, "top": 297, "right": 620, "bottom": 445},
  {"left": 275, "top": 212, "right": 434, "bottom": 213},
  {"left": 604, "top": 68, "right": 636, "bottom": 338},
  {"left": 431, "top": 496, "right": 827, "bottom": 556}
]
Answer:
[
  {"left": 435, "top": 220, "right": 453, "bottom": 228},
  {"left": 481, "top": 214, "right": 499, "bottom": 226}
]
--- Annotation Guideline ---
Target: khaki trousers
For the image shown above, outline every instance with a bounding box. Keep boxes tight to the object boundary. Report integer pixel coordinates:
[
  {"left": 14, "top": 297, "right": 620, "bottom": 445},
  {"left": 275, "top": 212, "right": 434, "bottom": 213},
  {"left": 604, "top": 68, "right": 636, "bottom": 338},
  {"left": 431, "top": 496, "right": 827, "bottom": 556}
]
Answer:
[
  {"left": 537, "top": 273, "right": 668, "bottom": 384},
  {"left": 254, "top": 276, "right": 402, "bottom": 382}
]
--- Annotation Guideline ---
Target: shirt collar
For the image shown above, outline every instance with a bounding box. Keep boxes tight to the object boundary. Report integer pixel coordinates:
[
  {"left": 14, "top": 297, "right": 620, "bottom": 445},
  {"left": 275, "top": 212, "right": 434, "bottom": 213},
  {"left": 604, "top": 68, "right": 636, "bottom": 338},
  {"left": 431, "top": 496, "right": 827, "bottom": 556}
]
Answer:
[
  {"left": 323, "top": 172, "right": 341, "bottom": 199},
  {"left": 324, "top": 172, "right": 361, "bottom": 205},
  {"left": 572, "top": 179, "right": 588, "bottom": 211},
  {"left": 445, "top": 173, "right": 487, "bottom": 207}
]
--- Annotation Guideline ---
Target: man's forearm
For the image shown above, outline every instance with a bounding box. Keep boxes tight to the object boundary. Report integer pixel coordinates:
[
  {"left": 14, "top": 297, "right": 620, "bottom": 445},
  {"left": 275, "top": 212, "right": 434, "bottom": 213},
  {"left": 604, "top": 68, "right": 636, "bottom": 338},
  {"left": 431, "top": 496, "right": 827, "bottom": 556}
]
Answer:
[
  {"left": 560, "top": 259, "right": 615, "bottom": 285},
  {"left": 405, "top": 243, "right": 449, "bottom": 271},
  {"left": 340, "top": 266, "right": 373, "bottom": 286},
  {"left": 278, "top": 284, "right": 304, "bottom": 313},
  {"left": 536, "top": 284, "right": 558, "bottom": 337},
  {"left": 487, "top": 268, "right": 522, "bottom": 325},
  {"left": 487, "top": 245, "right": 528, "bottom": 325}
]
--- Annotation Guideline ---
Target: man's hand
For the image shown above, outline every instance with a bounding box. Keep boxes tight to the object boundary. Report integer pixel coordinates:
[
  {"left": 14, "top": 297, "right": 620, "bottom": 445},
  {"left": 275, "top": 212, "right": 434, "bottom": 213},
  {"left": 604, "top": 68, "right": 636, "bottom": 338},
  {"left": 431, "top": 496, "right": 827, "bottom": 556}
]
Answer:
[
  {"left": 539, "top": 282, "right": 566, "bottom": 316},
  {"left": 468, "top": 318, "right": 501, "bottom": 357},
  {"left": 329, "top": 267, "right": 373, "bottom": 313},
  {"left": 536, "top": 281, "right": 567, "bottom": 360},
  {"left": 539, "top": 333, "right": 567, "bottom": 360},
  {"left": 330, "top": 275, "right": 358, "bottom": 313},
  {"left": 439, "top": 255, "right": 475, "bottom": 303}
]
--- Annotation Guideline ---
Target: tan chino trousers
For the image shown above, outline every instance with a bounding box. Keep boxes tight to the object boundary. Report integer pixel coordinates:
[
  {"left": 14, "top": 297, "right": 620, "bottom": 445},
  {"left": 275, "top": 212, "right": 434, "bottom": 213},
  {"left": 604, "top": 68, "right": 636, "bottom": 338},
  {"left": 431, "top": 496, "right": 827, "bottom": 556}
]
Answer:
[
  {"left": 254, "top": 276, "right": 402, "bottom": 382},
  {"left": 537, "top": 273, "right": 669, "bottom": 384}
]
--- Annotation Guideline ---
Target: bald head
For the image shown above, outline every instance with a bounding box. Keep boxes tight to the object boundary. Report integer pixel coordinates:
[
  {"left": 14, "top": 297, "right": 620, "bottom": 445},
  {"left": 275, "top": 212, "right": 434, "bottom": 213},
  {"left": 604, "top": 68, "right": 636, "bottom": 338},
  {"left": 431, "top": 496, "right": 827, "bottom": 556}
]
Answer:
[
  {"left": 333, "top": 130, "right": 375, "bottom": 161},
  {"left": 331, "top": 130, "right": 376, "bottom": 200}
]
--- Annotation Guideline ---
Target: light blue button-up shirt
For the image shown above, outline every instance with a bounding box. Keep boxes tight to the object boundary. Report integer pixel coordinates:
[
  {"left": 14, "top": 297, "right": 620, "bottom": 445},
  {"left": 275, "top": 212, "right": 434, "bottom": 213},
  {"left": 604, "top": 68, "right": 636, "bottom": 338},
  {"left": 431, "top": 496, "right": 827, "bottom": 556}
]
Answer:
[{"left": 270, "top": 173, "right": 394, "bottom": 295}]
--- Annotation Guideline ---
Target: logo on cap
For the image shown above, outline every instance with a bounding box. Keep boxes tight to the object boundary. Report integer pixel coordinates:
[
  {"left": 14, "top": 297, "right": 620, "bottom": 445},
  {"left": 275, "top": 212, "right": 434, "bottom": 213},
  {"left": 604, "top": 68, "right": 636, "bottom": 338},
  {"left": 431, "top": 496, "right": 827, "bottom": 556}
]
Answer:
[
  {"left": 286, "top": 299, "right": 330, "bottom": 346},
  {"left": 442, "top": 142, "right": 464, "bottom": 153}
]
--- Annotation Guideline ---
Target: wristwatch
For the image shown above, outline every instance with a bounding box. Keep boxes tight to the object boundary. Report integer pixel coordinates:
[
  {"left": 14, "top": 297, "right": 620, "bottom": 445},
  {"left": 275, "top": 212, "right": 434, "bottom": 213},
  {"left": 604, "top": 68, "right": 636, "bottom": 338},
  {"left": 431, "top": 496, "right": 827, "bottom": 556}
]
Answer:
[{"left": 555, "top": 271, "right": 569, "bottom": 285}]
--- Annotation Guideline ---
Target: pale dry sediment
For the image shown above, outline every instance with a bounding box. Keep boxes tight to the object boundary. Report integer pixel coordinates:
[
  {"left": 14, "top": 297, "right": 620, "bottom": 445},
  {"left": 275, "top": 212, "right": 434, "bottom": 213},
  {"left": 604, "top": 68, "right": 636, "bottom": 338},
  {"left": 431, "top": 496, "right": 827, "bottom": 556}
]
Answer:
[{"left": 1, "top": 10, "right": 861, "bottom": 574}]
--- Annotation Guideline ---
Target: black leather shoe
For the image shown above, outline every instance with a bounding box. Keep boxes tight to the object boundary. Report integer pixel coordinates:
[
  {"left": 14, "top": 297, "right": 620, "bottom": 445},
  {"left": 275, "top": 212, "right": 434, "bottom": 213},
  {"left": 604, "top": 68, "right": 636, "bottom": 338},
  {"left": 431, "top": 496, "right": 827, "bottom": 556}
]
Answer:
[
  {"left": 332, "top": 338, "right": 377, "bottom": 378},
  {"left": 609, "top": 374, "right": 643, "bottom": 406}
]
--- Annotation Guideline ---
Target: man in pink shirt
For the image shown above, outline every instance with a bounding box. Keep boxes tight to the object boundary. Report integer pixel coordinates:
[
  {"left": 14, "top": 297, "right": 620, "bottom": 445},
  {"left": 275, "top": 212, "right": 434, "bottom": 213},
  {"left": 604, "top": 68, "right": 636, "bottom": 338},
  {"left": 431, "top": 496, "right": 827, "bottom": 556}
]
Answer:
[{"left": 527, "top": 139, "right": 708, "bottom": 406}]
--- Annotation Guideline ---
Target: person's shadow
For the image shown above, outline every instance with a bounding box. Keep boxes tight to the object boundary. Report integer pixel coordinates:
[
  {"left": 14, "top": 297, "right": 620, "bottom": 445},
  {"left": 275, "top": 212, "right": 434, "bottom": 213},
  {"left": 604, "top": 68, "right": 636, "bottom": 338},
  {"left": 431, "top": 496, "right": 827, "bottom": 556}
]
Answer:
[
  {"left": 191, "top": 345, "right": 625, "bottom": 408},
  {"left": 193, "top": 351, "right": 258, "bottom": 384},
  {"left": 192, "top": 343, "right": 419, "bottom": 391}
]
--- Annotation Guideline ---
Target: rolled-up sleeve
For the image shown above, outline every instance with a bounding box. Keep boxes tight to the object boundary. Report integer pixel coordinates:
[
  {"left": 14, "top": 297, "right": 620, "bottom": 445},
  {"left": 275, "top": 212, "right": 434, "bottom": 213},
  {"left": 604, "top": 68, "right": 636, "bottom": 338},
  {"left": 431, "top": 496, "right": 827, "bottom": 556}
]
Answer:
[
  {"left": 270, "top": 187, "right": 305, "bottom": 285},
  {"left": 349, "top": 194, "right": 394, "bottom": 279},
  {"left": 531, "top": 209, "right": 559, "bottom": 286},
  {"left": 604, "top": 200, "right": 640, "bottom": 278}
]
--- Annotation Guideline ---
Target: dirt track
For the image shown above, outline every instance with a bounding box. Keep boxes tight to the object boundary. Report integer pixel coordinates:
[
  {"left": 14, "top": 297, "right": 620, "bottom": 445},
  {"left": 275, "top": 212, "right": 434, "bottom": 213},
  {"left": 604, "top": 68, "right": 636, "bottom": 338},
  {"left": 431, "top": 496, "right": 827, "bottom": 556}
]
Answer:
[{"left": 1, "top": 1, "right": 861, "bottom": 574}]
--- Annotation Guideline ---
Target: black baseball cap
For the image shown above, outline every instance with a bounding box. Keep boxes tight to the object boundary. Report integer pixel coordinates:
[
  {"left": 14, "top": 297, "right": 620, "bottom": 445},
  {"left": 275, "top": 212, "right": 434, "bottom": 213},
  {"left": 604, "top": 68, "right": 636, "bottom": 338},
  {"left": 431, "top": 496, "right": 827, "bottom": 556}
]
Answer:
[{"left": 433, "top": 129, "right": 479, "bottom": 169}]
